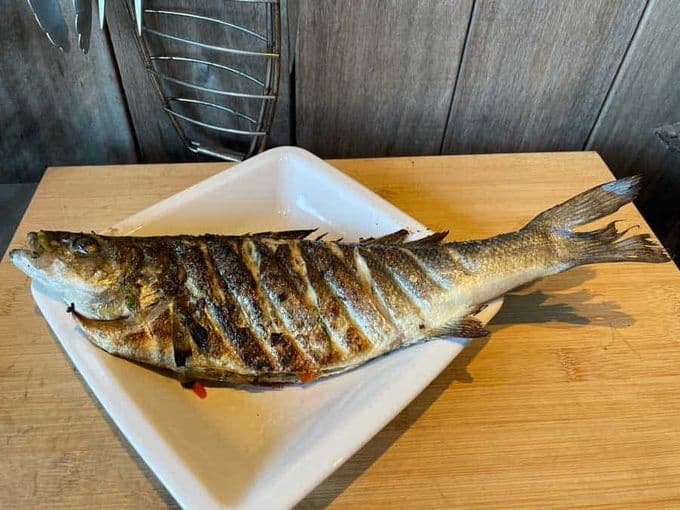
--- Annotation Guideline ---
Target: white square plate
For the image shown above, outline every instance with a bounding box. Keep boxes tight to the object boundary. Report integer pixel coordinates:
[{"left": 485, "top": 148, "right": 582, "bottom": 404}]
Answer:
[{"left": 32, "top": 147, "right": 502, "bottom": 509}]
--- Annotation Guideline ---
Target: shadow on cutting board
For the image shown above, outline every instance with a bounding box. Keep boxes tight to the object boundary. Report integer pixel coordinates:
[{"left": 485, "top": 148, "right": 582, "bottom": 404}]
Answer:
[
  {"left": 490, "top": 267, "right": 633, "bottom": 330},
  {"left": 296, "top": 266, "right": 633, "bottom": 508}
]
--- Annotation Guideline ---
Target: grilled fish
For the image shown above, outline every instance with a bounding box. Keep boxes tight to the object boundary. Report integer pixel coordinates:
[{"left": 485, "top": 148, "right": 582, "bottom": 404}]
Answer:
[{"left": 10, "top": 176, "right": 669, "bottom": 384}]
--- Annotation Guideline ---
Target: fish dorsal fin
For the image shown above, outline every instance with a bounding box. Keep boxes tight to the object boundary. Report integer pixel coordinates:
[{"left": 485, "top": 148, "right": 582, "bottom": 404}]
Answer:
[
  {"left": 406, "top": 230, "right": 449, "bottom": 246},
  {"left": 427, "top": 315, "right": 489, "bottom": 339},
  {"left": 250, "top": 229, "right": 318, "bottom": 240},
  {"left": 360, "top": 229, "right": 410, "bottom": 245}
]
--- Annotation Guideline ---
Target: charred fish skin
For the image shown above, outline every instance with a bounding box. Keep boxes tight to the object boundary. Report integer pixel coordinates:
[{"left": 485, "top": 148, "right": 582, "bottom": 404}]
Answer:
[{"left": 10, "top": 176, "right": 670, "bottom": 385}]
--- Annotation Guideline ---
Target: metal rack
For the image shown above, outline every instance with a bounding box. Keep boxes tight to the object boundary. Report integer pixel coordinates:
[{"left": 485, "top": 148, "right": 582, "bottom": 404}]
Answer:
[
  {"left": 132, "top": 1, "right": 281, "bottom": 162},
  {"left": 26, "top": 0, "right": 281, "bottom": 162}
]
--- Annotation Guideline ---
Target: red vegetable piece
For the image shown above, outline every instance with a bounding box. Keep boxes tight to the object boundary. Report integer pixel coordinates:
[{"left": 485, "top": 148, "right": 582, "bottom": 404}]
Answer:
[
  {"left": 191, "top": 381, "right": 207, "bottom": 399},
  {"left": 299, "top": 372, "right": 318, "bottom": 384}
]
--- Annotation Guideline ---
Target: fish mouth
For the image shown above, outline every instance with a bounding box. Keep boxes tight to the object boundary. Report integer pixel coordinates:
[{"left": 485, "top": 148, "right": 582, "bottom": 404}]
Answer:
[
  {"left": 9, "top": 232, "right": 49, "bottom": 280},
  {"left": 11, "top": 231, "right": 45, "bottom": 257}
]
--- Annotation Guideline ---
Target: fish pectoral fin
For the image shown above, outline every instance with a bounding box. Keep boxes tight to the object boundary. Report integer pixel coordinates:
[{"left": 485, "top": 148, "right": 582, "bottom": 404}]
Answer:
[
  {"left": 427, "top": 316, "right": 490, "bottom": 339},
  {"left": 69, "top": 309, "right": 144, "bottom": 352},
  {"left": 70, "top": 302, "right": 181, "bottom": 369}
]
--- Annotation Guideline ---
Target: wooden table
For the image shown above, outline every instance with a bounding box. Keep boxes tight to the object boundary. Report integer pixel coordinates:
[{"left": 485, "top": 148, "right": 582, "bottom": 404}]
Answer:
[{"left": 1, "top": 152, "right": 679, "bottom": 508}]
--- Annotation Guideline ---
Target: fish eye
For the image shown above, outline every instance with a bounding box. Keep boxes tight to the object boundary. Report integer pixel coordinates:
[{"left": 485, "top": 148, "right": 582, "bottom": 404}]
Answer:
[{"left": 72, "top": 236, "right": 99, "bottom": 256}]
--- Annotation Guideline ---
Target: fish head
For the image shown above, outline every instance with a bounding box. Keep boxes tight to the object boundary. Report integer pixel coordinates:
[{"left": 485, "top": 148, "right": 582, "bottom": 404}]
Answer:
[{"left": 10, "top": 231, "right": 134, "bottom": 319}]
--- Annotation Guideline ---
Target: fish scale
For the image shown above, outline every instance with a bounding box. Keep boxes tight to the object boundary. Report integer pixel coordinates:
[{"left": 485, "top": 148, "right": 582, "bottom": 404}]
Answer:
[{"left": 10, "top": 177, "right": 670, "bottom": 384}]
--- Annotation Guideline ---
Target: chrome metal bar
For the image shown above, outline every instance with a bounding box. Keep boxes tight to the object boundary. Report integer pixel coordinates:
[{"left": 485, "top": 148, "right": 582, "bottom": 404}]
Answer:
[
  {"left": 143, "top": 28, "right": 279, "bottom": 58},
  {"left": 248, "top": 1, "right": 281, "bottom": 155},
  {"left": 144, "top": 9, "right": 266, "bottom": 41},
  {"left": 150, "top": 56, "right": 265, "bottom": 87},
  {"left": 127, "top": 0, "right": 281, "bottom": 161},
  {"left": 165, "top": 109, "right": 266, "bottom": 136},
  {"left": 98, "top": 0, "right": 105, "bottom": 29},
  {"left": 188, "top": 142, "right": 244, "bottom": 162},
  {"left": 148, "top": 68, "right": 276, "bottom": 99},
  {"left": 166, "top": 97, "right": 257, "bottom": 124},
  {"left": 134, "top": 0, "right": 142, "bottom": 35}
]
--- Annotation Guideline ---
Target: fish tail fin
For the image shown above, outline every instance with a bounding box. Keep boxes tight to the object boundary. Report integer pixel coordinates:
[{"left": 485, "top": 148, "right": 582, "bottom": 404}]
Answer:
[
  {"left": 527, "top": 176, "right": 670, "bottom": 265},
  {"left": 567, "top": 223, "right": 670, "bottom": 265}
]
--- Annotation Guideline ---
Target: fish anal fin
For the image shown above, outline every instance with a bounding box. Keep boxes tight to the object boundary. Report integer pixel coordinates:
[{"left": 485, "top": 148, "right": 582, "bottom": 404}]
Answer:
[{"left": 427, "top": 316, "right": 489, "bottom": 339}]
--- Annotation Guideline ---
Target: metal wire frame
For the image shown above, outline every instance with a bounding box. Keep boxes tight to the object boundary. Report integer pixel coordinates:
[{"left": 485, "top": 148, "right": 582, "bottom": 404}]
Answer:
[{"left": 127, "top": 1, "right": 281, "bottom": 162}]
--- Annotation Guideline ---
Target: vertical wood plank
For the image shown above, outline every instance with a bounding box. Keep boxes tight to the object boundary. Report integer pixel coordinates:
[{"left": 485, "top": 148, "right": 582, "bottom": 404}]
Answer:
[
  {"left": 269, "top": 0, "right": 292, "bottom": 147},
  {"left": 442, "top": 0, "right": 646, "bottom": 155},
  {"left": 288, "top": 0, "right": 299, "bottom": 72},
  {"left": 106, "top": 0, "right": 194, "bottom": 162},
  {"left": 296, "top": 0, "right": 474, "bottom": 158},
  {"left": 587, "top": 0, "right": 680, "bottom": 262},
  {"left": 0, "top": 0, "right": 137, "bottom": 182}
]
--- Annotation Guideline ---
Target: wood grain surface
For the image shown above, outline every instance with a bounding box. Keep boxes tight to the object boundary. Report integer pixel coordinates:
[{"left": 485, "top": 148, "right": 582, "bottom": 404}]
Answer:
[
  {"left": 441, "top": 0, "right": 646, "bottom": 154},
  {"left": 105, "top": 0, "right": 194, "bottom": 163},
  {"left": 296, "top": 0, "right": 474, "bottom": 157},
  {"left": 1, "top": 153, "right": 678, "bottom": 508},
  {"left": 0, "top": 0, "right": 137, "bottom": 182},
  {"left": 587, "top": 0, "right": 680, "bottom": 265}
]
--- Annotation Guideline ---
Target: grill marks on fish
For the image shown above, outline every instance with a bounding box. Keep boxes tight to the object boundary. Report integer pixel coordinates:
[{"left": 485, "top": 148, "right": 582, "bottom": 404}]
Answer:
[
  {"left": 409, "top": 245, "right": 469, "bottom": 284},
  {"left": 298, "top": 242, "right": 382, "bottom": 354},
  {"left": 239, "top": 239, "right": 312, "bottom": 372},
  {"left": 350, "top": 246, "right": 402, "bottom": 341},
  {"left": 358, "top": 247, "right": 427, "bottom": 333},
  {"left": 71, "top": 234, "right": 470, "bottom": 378},
  {"left": 338, "top": 245, "right": 402, "bottom": 344},
  {"left": 173, "top": 240, "right": 251, "bottom": 371},
  {"left": 366, "top": 246, "right": 445, "bottom": 308},
  {"left": 253, "top": 240, "right": 338, "bottom": 366},
  {"left": 199, "top": 237, "right": 279, "bottom": 371},
  {"left": 275, "top": 242, "right": 350, "bottom": 362}
]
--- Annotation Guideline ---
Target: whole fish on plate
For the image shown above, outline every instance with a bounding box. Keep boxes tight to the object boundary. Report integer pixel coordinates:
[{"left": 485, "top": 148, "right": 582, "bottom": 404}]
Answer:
[{"left": 10, "top": 177, "right": 669, "bottom": 384}]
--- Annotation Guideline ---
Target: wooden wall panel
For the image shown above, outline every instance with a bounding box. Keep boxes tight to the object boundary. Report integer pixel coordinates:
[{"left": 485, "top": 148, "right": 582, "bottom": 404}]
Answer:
[
  {"left": 269, "top": 0, "right": 293, "bottom": 147},
  {"left": 0, "top": 0, "right": 137, "bottom": 183},
  {"left": 106, "top": 0, "right": 192, "bottom": 162},
  {"left": 296, "top": 0, "right": 474, "bottom": 158},
  {"left": 287, "top": 0, "right": 299, "bottom": 73},
  {"left": 442, "top": 0, "right": 646, "bottom": 155},
  {"left": 587, "top": 0, "right": 680, "bottom": 262}
]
